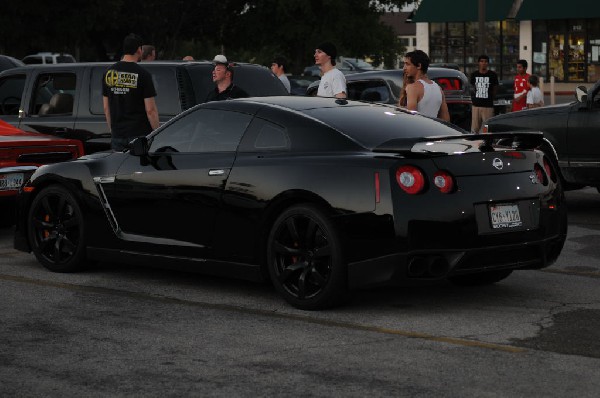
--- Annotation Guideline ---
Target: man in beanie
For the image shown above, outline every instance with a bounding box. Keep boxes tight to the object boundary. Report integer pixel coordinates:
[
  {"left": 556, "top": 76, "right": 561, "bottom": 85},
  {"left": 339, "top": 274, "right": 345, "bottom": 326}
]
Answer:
[{"left": 315, "top": 42, "right": 346, "bottom": 98}]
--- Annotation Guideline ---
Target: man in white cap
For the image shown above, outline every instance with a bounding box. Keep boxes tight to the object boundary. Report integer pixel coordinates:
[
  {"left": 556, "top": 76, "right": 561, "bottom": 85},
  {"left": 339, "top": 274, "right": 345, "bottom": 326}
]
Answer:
[
  {"left": 206, "top": 54, "right": 248, "bottom": 101},
  {"left": 314, "top": 42, "right": 346, "bottom": 99}
]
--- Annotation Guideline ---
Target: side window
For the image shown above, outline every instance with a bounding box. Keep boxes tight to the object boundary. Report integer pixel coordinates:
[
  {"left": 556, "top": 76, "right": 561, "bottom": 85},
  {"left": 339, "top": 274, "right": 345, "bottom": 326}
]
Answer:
[
  {"left": 0, "top": 75, "right": 26, "bottom": 116},
  {"left": 147, "top": 67, "right": 181, "bottom": 116},
  {"left": 90, "top": 67, "right": 106, "bottom": 115},
  {"left": 33, "top": 73, "right": 76, "bottom": 116},
  {"left": 347, "top": 80, "right": 390, "bottom": 103},
  {"left": 255, "top": 123, "right": 289, "bottom": 150},
  {"left": 91, "top": 66, "right": 182, "bottom": 116},
  {"left": 149, "top": 109, "right": 252, "bottom": 153},
  {"left": 238, "top": 117, "right": 290, "bottom": 152}
]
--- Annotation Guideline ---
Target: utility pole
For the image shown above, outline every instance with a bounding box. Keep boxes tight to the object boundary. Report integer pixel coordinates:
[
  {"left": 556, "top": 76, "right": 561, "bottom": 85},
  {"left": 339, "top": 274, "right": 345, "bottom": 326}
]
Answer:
[{"left": 478, "top": 0, "right": 486, "bottom": 55}]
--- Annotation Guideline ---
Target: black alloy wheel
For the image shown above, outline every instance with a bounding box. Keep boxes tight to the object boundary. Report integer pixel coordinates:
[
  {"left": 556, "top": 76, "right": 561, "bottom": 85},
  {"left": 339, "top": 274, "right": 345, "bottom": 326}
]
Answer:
[
  {"left": 28, "top": 185, "right": 86, "bottom": 272},
  {"left": 267, "top": 204, "right": 347, "bottom": 310}
]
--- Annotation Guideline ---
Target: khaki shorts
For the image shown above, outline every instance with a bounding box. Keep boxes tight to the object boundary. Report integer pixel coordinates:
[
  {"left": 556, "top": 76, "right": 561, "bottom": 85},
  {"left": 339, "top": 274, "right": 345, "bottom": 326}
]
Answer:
[{"left": 471, "top": 106, "right": 495, "bottom": 133}]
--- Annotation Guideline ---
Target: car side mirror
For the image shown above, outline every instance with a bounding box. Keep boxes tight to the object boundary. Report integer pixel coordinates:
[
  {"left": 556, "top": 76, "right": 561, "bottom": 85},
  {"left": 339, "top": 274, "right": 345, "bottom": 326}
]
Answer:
[
  {"left": 129, "top": 136, "right": 149, "bottom": 156},
  {"left": 575, "top": 85, "right": 587, "bottom": 103}
]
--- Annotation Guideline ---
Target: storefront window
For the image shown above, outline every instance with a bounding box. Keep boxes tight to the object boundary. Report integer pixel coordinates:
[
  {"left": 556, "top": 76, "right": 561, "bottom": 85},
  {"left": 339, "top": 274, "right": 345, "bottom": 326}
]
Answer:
[
  {"left": 447, "top": 23, "right": 465, "bottom": 65},
  {"left": 429, "top": 23, "right": 446, "bottom": 63},
  {"left": 532, "top": 21, "right": 547, "bottom": 80},
  {"left": 568, "top": 20, "right": 586, "bottom": 82},
  {"left": 464, "top": 22, "right": 500, "bottom": 78},
  {"left": 588, "top": 19, "right": 600, "bottom": 82},
  {"left": 502, "top": 20, "right": 519, "bottom": 79}
]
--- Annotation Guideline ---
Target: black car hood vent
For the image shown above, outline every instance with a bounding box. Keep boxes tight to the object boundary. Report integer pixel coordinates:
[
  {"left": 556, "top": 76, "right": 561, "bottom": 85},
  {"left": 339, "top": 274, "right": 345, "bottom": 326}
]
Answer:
[
  {"left": 17, "top": 152, "right": 74, "bottom": 164},
  {"left": 373, "top": 132, "right": 544, "bottom": 155}
]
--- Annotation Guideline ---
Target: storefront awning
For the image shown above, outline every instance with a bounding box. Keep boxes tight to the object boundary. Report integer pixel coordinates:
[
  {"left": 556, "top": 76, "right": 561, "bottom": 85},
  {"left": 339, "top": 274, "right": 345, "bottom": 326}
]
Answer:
[
  {"left": 411, "top": 0, "right": 514, "bottom": 23},
  {"left": 515, "top": 0, "right": 600, "bottom": 20}
]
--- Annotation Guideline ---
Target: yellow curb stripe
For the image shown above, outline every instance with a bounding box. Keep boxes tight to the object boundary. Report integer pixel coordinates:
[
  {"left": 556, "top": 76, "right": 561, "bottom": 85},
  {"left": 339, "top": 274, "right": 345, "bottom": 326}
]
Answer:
[{"left": 1, "top": 273, "right": 525, "bottom": 353}]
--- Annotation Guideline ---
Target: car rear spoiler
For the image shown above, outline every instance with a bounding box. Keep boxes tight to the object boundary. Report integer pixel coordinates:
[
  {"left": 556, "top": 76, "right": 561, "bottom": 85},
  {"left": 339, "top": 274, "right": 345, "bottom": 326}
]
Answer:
[{"left": 373, "top": 131, "right": 544, "bottom": 154}]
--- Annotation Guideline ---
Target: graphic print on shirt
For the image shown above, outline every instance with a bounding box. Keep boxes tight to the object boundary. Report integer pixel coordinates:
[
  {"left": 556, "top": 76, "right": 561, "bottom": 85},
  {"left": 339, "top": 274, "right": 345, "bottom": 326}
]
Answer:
[
  {"left": 104, "top": 70, "right": 139, "bottom": 94},
  {"left": 475, "top": 76, "right": 490, "bottom": 99}
]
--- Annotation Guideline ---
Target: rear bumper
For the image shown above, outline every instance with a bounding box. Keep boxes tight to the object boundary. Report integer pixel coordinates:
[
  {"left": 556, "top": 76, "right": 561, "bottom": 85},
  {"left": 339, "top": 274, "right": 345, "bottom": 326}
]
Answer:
[{"left": 347, "top": 232, "right": 566, "bottom": 289}]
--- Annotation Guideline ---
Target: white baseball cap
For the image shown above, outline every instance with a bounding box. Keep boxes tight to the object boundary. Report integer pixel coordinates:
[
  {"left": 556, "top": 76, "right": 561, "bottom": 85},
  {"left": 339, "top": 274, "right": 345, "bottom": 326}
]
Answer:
[{"left": 213, "top": 54, "right": 228, "bottom": 64}]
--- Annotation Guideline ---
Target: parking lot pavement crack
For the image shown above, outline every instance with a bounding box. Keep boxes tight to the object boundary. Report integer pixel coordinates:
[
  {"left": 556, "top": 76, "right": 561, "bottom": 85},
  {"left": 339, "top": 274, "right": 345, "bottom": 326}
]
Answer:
[{"left": 510, "top": 307, "right": 600, "bottom": 358}]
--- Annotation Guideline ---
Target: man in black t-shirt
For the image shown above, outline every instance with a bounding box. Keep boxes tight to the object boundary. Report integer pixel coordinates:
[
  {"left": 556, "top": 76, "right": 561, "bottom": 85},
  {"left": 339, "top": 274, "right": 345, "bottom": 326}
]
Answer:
[
  {"left": 103, "top": 33, "right": 159, "bottom": 151},
  {"left": 469, "top": 54, "right": 499, "bottom": 133},
  {"left": 206, "top": 54, "right": 248, "bottom": 102}
]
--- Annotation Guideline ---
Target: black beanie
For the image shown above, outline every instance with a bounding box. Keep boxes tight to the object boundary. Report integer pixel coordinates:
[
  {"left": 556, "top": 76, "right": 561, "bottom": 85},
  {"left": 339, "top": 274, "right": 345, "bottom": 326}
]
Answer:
[{"left": 317, "top": 42, "right": 337, "bottom": 65}]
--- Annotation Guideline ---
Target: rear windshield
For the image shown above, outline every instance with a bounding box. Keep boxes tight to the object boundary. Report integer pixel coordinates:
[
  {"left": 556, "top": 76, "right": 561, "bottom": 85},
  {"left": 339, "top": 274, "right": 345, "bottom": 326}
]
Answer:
[
  {"left": 305, "top": 105, "right": 465, "bottom": 149},
  {"left": 432, "top": 76, "right": 464, "bottom": 91}
]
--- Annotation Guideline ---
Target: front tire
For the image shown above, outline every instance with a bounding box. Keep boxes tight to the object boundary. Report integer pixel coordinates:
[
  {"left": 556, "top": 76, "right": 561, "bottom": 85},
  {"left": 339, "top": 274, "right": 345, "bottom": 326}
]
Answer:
[
  {"left": 267, "top": 204, "right": 347, "bottom": 310},
  {"left": 28, "top": 185, "right": 87, "bottom": 273}
]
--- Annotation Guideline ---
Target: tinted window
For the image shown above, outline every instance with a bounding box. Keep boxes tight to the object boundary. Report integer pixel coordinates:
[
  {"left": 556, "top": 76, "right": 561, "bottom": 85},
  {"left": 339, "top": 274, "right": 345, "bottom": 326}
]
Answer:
[
  {"left": 0, "top": 75, "right": 26, "bottom": 116},
  {"left": 149, "top": 108, "right": 252, "bottom": 153},
  {"left": 90, "top": 67, "right": 105, "bottom": 115},
  {"left": 433, "top": 77, "right": 464, "bottom": 91},
  {"left": 306, "top": 105, "right": 464, "bottom": 149},
  {"left": 347, "top": 80, "right": 390, "bottom": 102},
  {"left": 187, "top": 64, "right": 289, "bottom": 102},
  {"left": 141, "top": 65, "right": 182, "bottom": 116},
  {"left": 91, "top": 66, "right": 182, "bottom": 116},
  {"left": 32, "top": 73, "right": 76, "bottom": 116}
]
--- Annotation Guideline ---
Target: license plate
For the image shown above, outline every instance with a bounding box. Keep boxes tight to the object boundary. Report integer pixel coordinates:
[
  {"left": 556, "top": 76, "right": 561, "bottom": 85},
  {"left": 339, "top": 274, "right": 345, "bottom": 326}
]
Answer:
[
  {"left": 490, "top": 203, "right": 522, "bottom": 229},
  {"left": 0, "top": 173, "right": 24, "bottom": 191}
]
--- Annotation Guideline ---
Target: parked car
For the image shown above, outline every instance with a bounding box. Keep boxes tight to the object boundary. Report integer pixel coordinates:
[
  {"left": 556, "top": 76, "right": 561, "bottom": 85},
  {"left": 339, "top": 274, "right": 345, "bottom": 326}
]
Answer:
[
  {"left": 288, "top": 75, "right": 319, "bottom": 96},
  {"left": 307, "top": 67, "right": 473, "bottom": 130},
  {"left": 429, "top": 63, "right": 460, "bottom": 70},
  {"left": 0, "top": 119, "right": 83, "bottom": 225},
  {"left": 0, "top": 55, "right": 24, "bottom": 73},
  {"left": 484, "top": 81, "right": 600, "bottom": 191},
  {"left": 22, "top": 52, "right": 76, "bottom": 65},
  {"left": 14, "top": 96, "right": 566, "bottom": 309},
  {"left": 0, "top": 61, "right": 288, "bottom": 153},
  {"left": 493, "top": 78, "right": 515, "bottom": 115},
  {"left": 338, "top": 57, "right": 376, "bottom": 73}
]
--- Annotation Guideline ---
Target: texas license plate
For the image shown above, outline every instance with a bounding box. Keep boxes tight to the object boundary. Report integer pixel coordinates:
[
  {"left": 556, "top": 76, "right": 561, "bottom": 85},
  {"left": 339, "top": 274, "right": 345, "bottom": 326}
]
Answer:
[
  {"left": 490, "top": 203, "right": 522, "bottom": 229},
  {"left": 0, "top": 173, "right": 24, "bottom": 191}
]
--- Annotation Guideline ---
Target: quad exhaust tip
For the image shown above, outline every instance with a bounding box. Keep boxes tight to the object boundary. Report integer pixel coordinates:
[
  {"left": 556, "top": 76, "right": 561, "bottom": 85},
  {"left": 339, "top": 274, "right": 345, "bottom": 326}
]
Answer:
[{"left": 407, "top": 255, "right": 450, "bottom": 278}]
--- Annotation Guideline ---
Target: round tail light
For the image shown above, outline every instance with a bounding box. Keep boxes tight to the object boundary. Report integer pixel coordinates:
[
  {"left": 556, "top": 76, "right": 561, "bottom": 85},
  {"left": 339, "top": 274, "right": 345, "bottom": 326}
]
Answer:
[
  {"left": 433, "top": 170, "right": 455, "bottom": 193},
  {"left": 396, "top": 165, "right": 425, "bottom": 194}
]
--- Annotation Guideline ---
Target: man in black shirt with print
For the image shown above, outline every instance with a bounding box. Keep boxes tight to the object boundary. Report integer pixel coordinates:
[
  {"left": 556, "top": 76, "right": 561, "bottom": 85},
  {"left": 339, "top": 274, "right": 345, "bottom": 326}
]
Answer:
[
  {"left": 469, "top": 54, "right": 499, "bottom": 133},
  {"left": 103, "top": 33, "right": 159, "bottom": 151}
]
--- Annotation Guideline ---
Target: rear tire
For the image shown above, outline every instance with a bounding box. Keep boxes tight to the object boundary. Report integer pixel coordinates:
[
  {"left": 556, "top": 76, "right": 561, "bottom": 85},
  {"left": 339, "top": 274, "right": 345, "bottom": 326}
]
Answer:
[
  {"left": 449, "top": 269, "right": 513, "bottom": 286},
  {"left": 267, "top": 204, "right": 348, "bottom": 310},
  {"left": 28, "top": 185, "right": 87, "bottom": 273}
]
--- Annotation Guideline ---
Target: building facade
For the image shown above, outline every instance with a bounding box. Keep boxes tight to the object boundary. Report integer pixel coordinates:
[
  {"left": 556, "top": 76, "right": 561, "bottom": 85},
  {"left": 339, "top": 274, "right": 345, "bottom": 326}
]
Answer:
[{"left": 412, "top": 0, "right": 600, "bottom": 82}]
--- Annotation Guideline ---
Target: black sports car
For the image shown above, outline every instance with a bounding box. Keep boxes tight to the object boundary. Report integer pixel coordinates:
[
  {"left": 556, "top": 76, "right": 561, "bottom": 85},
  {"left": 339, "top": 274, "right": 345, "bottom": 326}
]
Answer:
[
  {"left": 485, "top": 81, "right": 600, "bottom": 191},
  {"left": 14, "top": 97, "right": 567, "bottom": 310}
]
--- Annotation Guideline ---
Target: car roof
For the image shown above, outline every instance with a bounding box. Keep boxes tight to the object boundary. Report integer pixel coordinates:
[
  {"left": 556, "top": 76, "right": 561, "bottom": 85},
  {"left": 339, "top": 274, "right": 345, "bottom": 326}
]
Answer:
[{"left": 345, "top": 67, "right": 467, "bottom": 81}]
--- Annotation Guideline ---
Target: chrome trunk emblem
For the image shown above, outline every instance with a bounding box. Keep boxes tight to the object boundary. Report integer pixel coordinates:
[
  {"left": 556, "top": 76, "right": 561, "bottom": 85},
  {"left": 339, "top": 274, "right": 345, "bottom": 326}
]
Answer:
[{"left": 492, "top": 158, "right": 503, "bottom": 170}]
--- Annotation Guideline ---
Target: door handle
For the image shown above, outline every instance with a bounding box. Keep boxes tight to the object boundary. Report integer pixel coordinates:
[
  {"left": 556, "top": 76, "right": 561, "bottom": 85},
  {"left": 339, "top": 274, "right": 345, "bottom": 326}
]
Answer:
[
  {"left": 208, "top": 169, "right": 226, "bottom": 176},
  {"left": 53, "top": 128, "right": 68, "bottom": 135}
]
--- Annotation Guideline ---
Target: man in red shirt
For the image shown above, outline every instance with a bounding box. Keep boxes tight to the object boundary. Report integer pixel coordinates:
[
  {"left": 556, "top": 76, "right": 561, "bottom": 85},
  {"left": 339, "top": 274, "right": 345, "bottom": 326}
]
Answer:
[{"left": 512, "top": 59, "right": 530, "bottom": 112}]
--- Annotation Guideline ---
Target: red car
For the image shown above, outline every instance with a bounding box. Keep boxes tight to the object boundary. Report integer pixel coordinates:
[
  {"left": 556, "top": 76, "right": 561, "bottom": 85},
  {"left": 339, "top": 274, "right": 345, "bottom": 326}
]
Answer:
[{"left": 0, "top": 120, "right": 84, "bottom": 225}]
